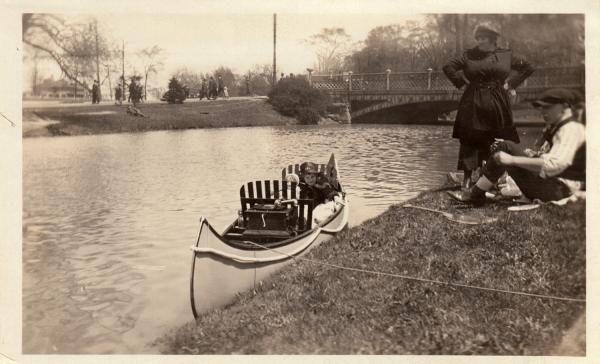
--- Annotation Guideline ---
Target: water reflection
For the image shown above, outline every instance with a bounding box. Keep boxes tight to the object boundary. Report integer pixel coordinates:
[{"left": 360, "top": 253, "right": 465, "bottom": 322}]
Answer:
[{"left": 23, "top": 124, "right": 540, "bottom": 353}]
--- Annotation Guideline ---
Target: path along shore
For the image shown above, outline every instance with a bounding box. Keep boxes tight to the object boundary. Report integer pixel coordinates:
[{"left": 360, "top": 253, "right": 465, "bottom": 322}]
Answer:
[{"left": 156, "top": 186, "right": 585, "bottom": 355}]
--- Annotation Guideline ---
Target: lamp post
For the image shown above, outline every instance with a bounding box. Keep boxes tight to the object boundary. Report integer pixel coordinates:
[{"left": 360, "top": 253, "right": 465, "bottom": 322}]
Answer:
[
  {"left": 386, "top": 69, "right": 391, "bottom": 91},
  {"left": 272, "top": 14, "right": 277, "bottom": 87},
  {"left": 346, "top": 71, "right": 353, "bottom": 106},
  {"left": 427, "top": 67, "right": 433, "bottom": 90},
  {"left": 347, "top": 71, "right": 353, "bottom": 92},
  {"left": 307, "top": 68, "right": 313, "bottom": 87}
]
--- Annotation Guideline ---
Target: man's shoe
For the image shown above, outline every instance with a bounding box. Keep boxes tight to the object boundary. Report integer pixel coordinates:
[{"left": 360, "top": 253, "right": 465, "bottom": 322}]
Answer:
[{"left": 447, "top": 188, "right": 486, "bottom": 206}]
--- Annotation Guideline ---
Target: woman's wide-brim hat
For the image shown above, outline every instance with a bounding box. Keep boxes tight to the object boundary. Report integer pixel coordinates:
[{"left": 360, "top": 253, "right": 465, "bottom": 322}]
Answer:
[{"left": 474, "top": 22, "right": 501, "bottom": 38}]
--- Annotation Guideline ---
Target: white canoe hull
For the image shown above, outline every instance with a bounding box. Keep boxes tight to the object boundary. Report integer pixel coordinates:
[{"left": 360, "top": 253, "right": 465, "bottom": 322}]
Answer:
[{"left": 190, "top": 200, "right": 348, "bottom": 318}]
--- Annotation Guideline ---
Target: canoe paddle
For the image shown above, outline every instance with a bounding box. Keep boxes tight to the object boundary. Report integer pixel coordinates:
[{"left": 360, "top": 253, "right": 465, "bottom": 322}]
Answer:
[{"left": 403, "top": 204, "right": 498, "bottom": 225}]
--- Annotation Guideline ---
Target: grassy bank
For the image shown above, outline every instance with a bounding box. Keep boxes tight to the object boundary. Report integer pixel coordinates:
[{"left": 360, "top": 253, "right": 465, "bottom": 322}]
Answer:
[
  {"left": 22, "top": 98, "right": 296, "bottom": 137},
  {"left": 156, "top": 187, "right": 585, "bottom": 355}
]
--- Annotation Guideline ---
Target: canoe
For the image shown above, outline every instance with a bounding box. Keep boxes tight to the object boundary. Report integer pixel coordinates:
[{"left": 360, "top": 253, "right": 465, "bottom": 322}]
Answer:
[{"left": 189, "top": 153, "right": 349, "bottom": 319}]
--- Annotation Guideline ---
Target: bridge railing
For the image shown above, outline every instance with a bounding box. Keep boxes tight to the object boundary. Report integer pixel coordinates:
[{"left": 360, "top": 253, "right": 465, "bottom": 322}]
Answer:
[{"left": 311, "top": 66, "right": 584, "bottom": 92}]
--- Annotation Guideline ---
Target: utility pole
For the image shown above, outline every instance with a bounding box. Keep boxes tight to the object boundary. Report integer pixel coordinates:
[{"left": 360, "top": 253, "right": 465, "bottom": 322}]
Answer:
[
  {"left": 94, "top": 19, "right": 101, "bottom": 101},
  {"left": 272, "top": 13, "right": 277, "bottom": 87},
  {"left": 122, "top": 40, "right": 125, "bottom": 102},
  {"left": 105, "top": 65, "right": 113, "bottom": 100}
]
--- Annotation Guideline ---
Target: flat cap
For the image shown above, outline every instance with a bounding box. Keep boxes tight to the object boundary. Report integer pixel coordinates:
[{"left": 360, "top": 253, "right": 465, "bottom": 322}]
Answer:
[
  {"left": 532, "top": 88, "right": 575, "bottom": 107},
  {"left": 300, "top": 162, "right": 318, "bottom": 175},
  {"left": 474, "top": 22, "right": 501, "bottom": 37}
]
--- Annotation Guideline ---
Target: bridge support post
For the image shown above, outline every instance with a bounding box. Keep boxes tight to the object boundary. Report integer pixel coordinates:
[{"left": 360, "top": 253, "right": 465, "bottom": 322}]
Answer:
[
  {"left": 344, "top": 103, "right": 351, "bottom": 124},
  {"left": 386, "top": 69, "right": 391, "bottom": 91}
]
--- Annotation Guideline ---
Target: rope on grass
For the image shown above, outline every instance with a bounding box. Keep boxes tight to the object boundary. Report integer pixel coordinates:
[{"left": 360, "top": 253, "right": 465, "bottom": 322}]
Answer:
[{"left": 243, "top": 240, "right": 586, "bottom": 304}]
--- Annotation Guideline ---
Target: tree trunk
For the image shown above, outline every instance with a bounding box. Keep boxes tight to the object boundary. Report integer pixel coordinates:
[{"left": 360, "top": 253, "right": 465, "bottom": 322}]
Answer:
[
  {"left": 455, "top": 14, "right": 465, "bottom": 55},
  {"left": 31, "top": 58, "right": 39, "bottom": 96},
  {"left": 144, "top": 71, "right": 148, "bottom": 100},
  {"left": 106, "top": 67, "right": 113, "bottom": 100},
  {"left": 272, "top": 13, "right": 277, "bottom": 87},
  {"left": 122, "top": 40, "right": 125, "bottom": 102},
  {"left": 462, "top": 14, "right": 468, "bottom": 51}
]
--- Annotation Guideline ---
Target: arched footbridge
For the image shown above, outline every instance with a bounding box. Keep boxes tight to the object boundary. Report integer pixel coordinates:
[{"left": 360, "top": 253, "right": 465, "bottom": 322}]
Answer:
[{"left": 309, "top": 67, "right": 584, "bottom": 122}]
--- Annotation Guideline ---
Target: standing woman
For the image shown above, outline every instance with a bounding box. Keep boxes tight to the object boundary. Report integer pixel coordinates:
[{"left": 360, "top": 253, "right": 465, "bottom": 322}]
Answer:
[{"left": 443, "top": 22, "right": 534, "bottom": 189}]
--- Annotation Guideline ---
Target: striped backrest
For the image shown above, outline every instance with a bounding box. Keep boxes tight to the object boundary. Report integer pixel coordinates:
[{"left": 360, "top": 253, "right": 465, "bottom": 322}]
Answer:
[{"left": 239, "top": 180, "right": 314, "bottom": 231}]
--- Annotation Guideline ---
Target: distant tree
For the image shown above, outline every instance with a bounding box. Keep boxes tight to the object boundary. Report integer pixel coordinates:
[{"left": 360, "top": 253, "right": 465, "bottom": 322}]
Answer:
[
  {"left": 212, "top": 66, "right": 237, "bottom": 94},
  {"left": 173, "top": 67, "right": 202, "bottom": 90},
  {"left": 24, "top": 49, "right": 47, "bottom": 96},
  {"left": 408, "top": 20, "right": 454, "bottom": 70},
  {"left": 494, "top": 14, "right": 584, "bottom": 67},
  {"left": 23, "top": 14, "right": 113, "bottom": 93},
  {"left": 427, "top": 14, "right": 584, "bottom": 67},
  {"left": 345, "top": 14, "right": 584, "bottom": 74},
  {"left": 305, "top": 27, "right": 352, "bottom": 73},
  {"left": 137, "top": 45, "right": 165, "bottom": 100},
  {"left": 243, "top": 64, "right": 273, "bottom": 96},
  {"left": 346, "top": 23, "right": 430, "bottom": 73}
]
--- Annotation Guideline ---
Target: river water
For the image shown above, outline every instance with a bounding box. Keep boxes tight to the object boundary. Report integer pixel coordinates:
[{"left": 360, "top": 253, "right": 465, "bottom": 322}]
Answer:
[{"left": 22, "top": 124, "right": 538, "bottom": 354}]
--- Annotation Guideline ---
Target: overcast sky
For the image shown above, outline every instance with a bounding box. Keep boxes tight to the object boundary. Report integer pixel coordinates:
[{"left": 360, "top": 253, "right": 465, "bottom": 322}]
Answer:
[
  {"left": 18, "top": 0, "right": 600, "bottom": 92},
  {"left": 24, "top": 12, "right": 424, "bottom": 91}
]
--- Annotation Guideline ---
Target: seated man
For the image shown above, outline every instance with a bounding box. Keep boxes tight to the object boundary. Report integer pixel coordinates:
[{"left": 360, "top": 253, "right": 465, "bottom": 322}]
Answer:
[
  {"left": 298, "top": 162, "right": 342, "bottom": 224},
  {"left": 449, "top": 88, "right": 585, "bottom": 205}
]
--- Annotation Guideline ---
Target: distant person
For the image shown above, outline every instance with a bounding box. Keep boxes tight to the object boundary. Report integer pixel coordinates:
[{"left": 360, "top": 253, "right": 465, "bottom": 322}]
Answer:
[
  {"left": 442, "top": 22, "right": 534, "bottom": 189},
  {"left": 114, "top": 84, "right": 122, "bottom": 105},
  {"left": 449, "top": 88, "right": 585, "bottom": 205},
  {"left": 223, "top": 86, "right": 229, "bottom": 99},
  {"left": 217, "top": 75, "right": 224, "bottom": 97},
  {"left": 208, "top": 76, "right": 217, "bottom": 100},
  {"left": 91, "top": 80, "right": 99, "bottom": 104}
]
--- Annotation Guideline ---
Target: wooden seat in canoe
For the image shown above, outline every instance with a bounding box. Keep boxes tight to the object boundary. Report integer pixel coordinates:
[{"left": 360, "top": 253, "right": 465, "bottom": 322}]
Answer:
[{"left": 239, "top": 180, "right": 314, "bottom": 231}]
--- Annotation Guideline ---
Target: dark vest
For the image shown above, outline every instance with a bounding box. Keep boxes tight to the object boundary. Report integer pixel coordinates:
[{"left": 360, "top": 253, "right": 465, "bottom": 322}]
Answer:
[{"left": 543, "top": 118, "right": 586, "bottom": 182}]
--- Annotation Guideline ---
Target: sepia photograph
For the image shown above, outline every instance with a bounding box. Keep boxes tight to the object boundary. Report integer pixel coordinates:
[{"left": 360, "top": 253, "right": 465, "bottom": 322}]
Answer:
[{"left": 1, "top": 0, "right": 599, "bottom": 362}]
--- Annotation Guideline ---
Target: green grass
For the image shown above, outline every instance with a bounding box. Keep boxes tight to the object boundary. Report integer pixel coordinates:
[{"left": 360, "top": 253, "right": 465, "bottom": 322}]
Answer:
[
  {"left": 156, "top": 188, "right": 585, "bottom": 355},
  {"left": 23, "top": 98, "right": 296, "bottom": 137}
]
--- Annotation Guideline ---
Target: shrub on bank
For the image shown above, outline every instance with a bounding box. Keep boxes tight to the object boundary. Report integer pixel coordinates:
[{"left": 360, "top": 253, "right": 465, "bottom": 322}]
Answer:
[
  {"left": 268, "top": 77, "right": 331, "bottom": 124},
  {"left": 161, "top": 77, "right": 187, "bottom": 104}
]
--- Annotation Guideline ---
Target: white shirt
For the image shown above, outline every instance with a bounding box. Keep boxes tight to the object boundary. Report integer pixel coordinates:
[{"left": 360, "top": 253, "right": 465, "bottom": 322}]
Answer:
[{"left": 538, "top": 110, "right": 585, "bottom": 192}]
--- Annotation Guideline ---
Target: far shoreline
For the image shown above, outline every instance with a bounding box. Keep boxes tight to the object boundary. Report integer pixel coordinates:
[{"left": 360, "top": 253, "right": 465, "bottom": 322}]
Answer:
[{"left": 22, "top": 97, "right": 545, "bottom": 138}]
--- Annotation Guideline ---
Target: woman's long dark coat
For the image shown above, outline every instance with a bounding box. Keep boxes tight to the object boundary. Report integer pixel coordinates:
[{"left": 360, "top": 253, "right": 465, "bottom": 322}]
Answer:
[{"left": 443, "top": 47, "right": 534, "bottom": 145}]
